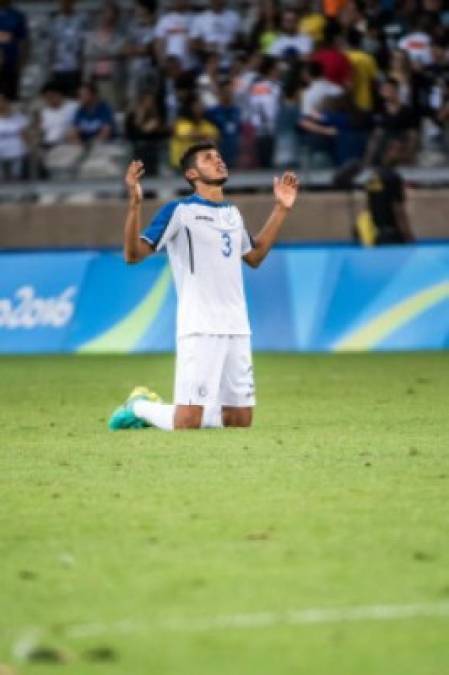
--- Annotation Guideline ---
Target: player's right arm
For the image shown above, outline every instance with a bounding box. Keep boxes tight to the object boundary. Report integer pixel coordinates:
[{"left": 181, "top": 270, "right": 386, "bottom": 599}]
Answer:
[{"left": 123, "top": 160, "right": 154, "bottom": 264}]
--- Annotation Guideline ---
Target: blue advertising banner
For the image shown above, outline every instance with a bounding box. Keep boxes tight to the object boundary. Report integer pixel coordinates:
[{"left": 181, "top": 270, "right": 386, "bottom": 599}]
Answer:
[
  {"left": 1, "top": 245, "right": 448, "bottom": 353},
  {"left": 0, "top": 252, "right": 93, "bottom": 353}
]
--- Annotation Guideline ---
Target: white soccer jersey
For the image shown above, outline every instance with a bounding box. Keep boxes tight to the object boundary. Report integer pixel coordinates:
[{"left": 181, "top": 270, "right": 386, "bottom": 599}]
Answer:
[{"left": 141, "top": 195, "right": 253, "bottom": 338}]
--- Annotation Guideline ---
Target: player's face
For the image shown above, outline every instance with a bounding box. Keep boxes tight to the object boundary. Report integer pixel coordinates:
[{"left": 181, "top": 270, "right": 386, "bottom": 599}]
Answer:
[{"left": 192, "top": 149, "right": 229, "bottom": 186}]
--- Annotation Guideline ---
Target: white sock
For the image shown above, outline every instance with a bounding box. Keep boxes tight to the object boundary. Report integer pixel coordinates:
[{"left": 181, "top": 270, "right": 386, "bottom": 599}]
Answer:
[
  {"left": 132, "top": 401, "right": 223, "bottom": 431},
  {"left": 201, "top": 405, "right": 223, "bottom": 428},
  {"left": 132, "top": 400, "right": 175, "bottom": 431}
]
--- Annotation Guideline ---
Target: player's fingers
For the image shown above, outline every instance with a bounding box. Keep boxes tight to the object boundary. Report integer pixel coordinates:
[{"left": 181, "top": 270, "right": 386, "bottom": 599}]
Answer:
[
  {"left": 273, "top": 176, "right": 280, "bottom": 188},
  {"left": 284, "top": 172, "right": 297, "bottom": 185}
]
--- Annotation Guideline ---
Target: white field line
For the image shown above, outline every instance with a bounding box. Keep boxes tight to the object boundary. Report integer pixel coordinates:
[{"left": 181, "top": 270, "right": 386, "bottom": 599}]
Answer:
[
  {"left": 11, "top": 601, "right": 449, "bottom": 660},
  {"left": 12, "top": 601, "right": 449, "bottom": 656}
]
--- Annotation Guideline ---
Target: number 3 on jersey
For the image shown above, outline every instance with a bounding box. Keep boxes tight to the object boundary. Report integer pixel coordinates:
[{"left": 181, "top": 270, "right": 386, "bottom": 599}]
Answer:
[{"left": 221, "top": 231, "right": 232, "bottom": 257}]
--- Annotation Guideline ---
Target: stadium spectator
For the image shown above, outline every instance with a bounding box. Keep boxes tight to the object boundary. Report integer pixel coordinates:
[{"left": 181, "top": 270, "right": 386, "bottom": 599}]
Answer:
[
  {"left": 368, "top": 77, "right": 420, "bottom": 165},
  {"left": 68, "top": 82, "right": 115, "bottom": 145},
  {"left": 169, "top": 97, "right": 219, "bottom": 168},
  {"left": 38, "top": 82, "right": 78, "bottom": 148},
  {"left": 0, "top": 92, "right": 28, "bottom": 180},
  {"left": 247, "top": 55, "right": 282, "bottom": 167},
  {"left": 157, "top": 54, "right": 196, "bottom": 126},
  {"left": 0, "top": 0, "right": 28, "bottom": 101},
  {"left": 300, "top": 61, "right": 343, "bottom": 116},
  {"left": 387, "top": 48, "right": 416, "bottom": 106},
  {"left": 230, "top": 51, "right": 262, "bottom": 111},
  {"left": 205, "top": 79, "right": 241, "bottom": 168},
  {"left": 323, "top": 0, "right": 348, "bottom": 19},
  {"left": 275, "top": 75, "right": 302, "bottom": 168},
  {"left": 338, "top": 0, "right": 367, "bottom": 35},
  {"left": 364, "top": 138, "right": 414, "bottom": 244},
  {"left": 398, "top": 14, "right": 434, "bottom": 66},
  {"left": 298, "top": 93, "right": 371, "bottom": 166},
  {"left": 153, "top": 0, "right": 193, "bottom": 67},
  {"left": 48, "top": 0, "right": 87, "bottom": 98},
  {"left": 268, "top": 9, "right": 313, "bottom": 59},
  {"left": 345, "top": 28, "right": 378, "bottom": 112},
  {"left": 125, "top": 0, "right": 157, "bottom": 102},
  {"left": 312, "top": 19, "right": 353, "bottom": 88},
  {"left": 297, "top": 0, "right": 326, "bottom": 45},
  {"left": 247, "top": 0, "right": 281, "bottom": 54},
  {"left": 196, "top": 53, "right": 221, "bottom": 109},
  {"left": 125, "top": 91, "right": 165, "bottom": 175},
  {"left": 189, "top": 0, "right": 241, "bottom": 57},
  {"left": 83, "top": 1, "right": 126, "bottom": 109}
]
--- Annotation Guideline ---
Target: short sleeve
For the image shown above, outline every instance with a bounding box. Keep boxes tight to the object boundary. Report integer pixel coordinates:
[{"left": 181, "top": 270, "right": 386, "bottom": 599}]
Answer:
[
  {"left": 241, "top": 227, "right": 255, "bottom": 256},
  {"left": 141, "top": 200, "right": 182, "bottom": 251}
]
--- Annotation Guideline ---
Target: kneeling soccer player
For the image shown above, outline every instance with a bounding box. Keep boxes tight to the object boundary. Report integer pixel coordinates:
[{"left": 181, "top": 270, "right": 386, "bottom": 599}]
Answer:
[{"left": 109, "top": 142, "right": 299, "bottom": 431}]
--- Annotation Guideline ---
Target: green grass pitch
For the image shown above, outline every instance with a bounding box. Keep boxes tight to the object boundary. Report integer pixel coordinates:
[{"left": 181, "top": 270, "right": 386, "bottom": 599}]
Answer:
[{"left": 1, "top": 352, "right": 449, "bottom": 675}]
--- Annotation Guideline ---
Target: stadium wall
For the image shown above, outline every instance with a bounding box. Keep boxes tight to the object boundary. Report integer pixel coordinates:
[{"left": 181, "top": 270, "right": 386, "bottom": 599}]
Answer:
[
  {"left": 1, "top": 245, "right": 449, "bottom": 353},
  {"left": 1, "top": 190, "right": 449, "bottom": 248}
]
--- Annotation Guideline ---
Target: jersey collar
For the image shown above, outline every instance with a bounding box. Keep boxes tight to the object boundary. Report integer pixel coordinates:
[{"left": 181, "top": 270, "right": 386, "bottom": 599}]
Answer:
[{"left": 187, "top": 194, "right": 231, "bottom": 208}]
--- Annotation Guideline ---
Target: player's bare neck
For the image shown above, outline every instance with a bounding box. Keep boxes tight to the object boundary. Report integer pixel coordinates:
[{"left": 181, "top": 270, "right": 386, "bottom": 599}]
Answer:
[{"left": 195, "top": 184, "right": 225, "bottom": 203}]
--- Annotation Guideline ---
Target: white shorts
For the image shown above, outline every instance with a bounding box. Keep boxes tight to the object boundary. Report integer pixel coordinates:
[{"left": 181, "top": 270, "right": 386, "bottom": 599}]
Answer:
[{"left": 174, "top": 334, "right": 256, "bottom": 408}]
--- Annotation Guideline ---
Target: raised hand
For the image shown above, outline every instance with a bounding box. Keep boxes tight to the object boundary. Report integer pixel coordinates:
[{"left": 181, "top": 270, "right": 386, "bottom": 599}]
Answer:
[
  {"left": 273, "top": 172, "right": 300, "bottom": 210},
  {"left": 125, "top": 160, "right": 145, "bottom": 205}
]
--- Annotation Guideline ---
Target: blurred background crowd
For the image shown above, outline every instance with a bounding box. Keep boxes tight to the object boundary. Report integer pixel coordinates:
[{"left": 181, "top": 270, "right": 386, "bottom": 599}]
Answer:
[{"left": 1, "top": 0, "right": 449, "bottom": 182}]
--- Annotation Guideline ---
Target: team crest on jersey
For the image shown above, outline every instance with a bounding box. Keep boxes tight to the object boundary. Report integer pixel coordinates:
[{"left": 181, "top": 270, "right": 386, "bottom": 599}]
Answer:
[{"left": 223, "top": 209, "right": 237, "bottom": 228}]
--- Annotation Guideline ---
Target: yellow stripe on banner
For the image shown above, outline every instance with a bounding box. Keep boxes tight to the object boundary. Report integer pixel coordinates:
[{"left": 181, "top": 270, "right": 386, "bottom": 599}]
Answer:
[
  {"left": 334, "top": 281, "right": 449, "bottom": 351},
  {"left": 78, "top": 265, "right": 172, "bottom": 353}
]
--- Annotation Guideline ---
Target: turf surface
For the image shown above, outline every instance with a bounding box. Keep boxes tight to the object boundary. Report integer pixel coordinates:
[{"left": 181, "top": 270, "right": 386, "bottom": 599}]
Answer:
[{"left": 1, "top": 352, "right": 448, "bottom": 675}]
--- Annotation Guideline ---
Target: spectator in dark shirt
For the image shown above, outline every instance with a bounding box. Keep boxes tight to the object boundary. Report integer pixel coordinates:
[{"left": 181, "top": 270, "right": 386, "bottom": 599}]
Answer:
[
  {"left": 367, "top": 77, "right": 420, "bottom": 164},
  {"left": 365, "top": 138, "right": 414, "bottom": 244},
  {"left": 49, "top": 0, "right": 87, "bottom": 98},
  {"left": 68, "top": 82, "right": 115, "bottom": 144},
  {"left": 205, "top": 79, "right": 241, "bottom": 168},
  {"left": 125, "top": 91, "right": 165, "bottom": 175},
  {"left": 0, "top": 0, "right": 28, "bottom": 101}
]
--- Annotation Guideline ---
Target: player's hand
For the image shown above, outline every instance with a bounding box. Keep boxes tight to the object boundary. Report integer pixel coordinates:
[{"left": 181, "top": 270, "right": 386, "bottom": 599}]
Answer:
[
  {"left": 273, "top": 172, "right": 299, "bottom": 210},
  {"left": 125, "top": 160, "right": 145, "bottom": 205}
]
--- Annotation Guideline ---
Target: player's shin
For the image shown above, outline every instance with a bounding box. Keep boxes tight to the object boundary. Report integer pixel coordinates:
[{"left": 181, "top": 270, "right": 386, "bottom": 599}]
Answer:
[{"left": 132, "top": 400, "right": 175, "bottom": 431}]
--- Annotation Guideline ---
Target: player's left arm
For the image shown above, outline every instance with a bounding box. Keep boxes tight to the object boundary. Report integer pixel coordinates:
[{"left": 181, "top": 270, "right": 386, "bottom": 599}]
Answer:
[{"left": 243, "top": 172, "right": 299, "bottom": 268}]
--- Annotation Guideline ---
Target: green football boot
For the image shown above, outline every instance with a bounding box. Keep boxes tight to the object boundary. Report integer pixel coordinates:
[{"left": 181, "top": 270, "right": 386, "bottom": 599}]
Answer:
[{"left": 108, "top": 386, "right": 162, "bottom": 431}]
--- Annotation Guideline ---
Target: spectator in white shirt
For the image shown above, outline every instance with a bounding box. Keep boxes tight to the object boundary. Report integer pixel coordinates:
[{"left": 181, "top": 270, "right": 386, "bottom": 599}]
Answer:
[
  {"left": 190, "top": 0, "right": 241, "bottom": 56},
  {"left": 154, "top": 0, "right": 193, "bottom": 67},
  {"left": 301, "top": 61, "right": 343, "bottom": 116},
  {"left": 49, "top": 0, "right": 87, "bottom": 97},
  {"left": 398, "top": 15, "right": 433, "bottom": 67},
  {"left": 247, "top": 56, "right": 282, "bottom": 167},
  {"left": 125, "top": 0, "right": 157, "bottom": 101},
  {"left": 0, "top": 92, "right": 28, "bottom": 180},
  {"left": 38, "top": 82, "right": 78, "bottom": 147},
  {"left": 269, "top": 9, "right": 313, "bottom": 60},
  {"left": 83, "top": 1, "right": 126, "bottom": 109}
]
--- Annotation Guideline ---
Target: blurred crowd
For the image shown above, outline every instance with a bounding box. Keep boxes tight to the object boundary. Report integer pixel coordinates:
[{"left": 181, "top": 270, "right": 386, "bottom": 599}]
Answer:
[{"left": 1, "top": 0, "right": 449, "bottom": 181}]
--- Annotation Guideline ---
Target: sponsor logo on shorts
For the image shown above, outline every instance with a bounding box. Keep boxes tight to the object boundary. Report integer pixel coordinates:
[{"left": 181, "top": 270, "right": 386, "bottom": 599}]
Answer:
[{"left": 198, "top": 385, "right": 208, "bottom": 398}]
